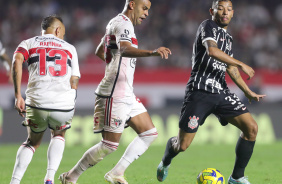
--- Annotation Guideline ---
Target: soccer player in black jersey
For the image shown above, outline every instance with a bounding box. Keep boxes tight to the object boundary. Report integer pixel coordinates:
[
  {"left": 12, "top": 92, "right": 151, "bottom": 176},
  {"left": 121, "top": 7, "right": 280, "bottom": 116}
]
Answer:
[{"left": 157, "top": 1, "right": 266, "bottom": 184}]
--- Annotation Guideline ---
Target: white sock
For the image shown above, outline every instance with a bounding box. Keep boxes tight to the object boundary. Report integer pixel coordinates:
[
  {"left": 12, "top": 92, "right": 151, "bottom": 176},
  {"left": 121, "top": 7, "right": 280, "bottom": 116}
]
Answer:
[
  {"left": 10, "top": 143, "right": 35, "bottom": 184},
  {"left": 44, "top": 136, "right": 65, "bottom": 182},
  {"left": 67, "top": 140, "right": 118, "bottom": 182},
  {"left": 111, "top": 128, "right": 158, "bottom": 176},
  {"left": 10, "top": 178, "right": 20, "bottom": 184}
]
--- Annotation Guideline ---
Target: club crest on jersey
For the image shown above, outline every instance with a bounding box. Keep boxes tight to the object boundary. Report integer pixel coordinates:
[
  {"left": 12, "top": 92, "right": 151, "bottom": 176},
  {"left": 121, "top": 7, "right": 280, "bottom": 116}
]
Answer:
[
  {"left": 113, "top": 117, "right": 122, "bottom": 128},
  {"left": 188, "top": 116, "right": 199, "bottom": 130}
]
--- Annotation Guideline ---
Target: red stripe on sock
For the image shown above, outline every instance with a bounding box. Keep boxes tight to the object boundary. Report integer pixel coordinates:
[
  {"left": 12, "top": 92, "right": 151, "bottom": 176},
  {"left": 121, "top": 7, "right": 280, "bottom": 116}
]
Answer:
[
  {"left": 102, "top": 140, "right": 118, "bottom": 150},
  {"left": 53, "top": 136, "right": 65, "bottom": 142},
  {"left": 140, "top": 132, "right": 158, "bottom": 137},
  {"left": 21, "top": 143, "right": 35, "bottom": 153}
]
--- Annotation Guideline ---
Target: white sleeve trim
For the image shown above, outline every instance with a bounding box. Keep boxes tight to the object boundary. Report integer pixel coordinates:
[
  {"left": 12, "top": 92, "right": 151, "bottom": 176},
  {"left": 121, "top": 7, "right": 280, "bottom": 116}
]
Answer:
[{"left": 202, "top": 37, "right": 217, "bottom": 46}]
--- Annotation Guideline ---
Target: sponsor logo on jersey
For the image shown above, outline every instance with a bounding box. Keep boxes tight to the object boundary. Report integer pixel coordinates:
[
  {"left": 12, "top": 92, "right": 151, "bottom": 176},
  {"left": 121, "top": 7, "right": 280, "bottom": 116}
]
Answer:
[
  {"left": 35, "top": 36, "right": 47, "bottom": 42},
  {"left": 242, "top": 107, "right": 247, "bottom": 111},
  {"left": 212, "top": 28, "right": 217, "bottom": 40},
  {"left": 212, "top": 60, "right": 226, "bottom": 72},
  {"left": 188, "top": 116, "right": 199, "bottom": 130},
  {"left": 206, "top": 78, "right": 223, "bottom": 90},
  {"left": 130, "top": 58, "right": 136, "bottom": 68},
  {"left": 200, "top": 27, "right": 205, "bottom": 40},
  {"left": 226, "top": 39, "right": 232, "bottom": 51},
  {"left": 124, "top": 29, "right": 130, "bottom": 35}
]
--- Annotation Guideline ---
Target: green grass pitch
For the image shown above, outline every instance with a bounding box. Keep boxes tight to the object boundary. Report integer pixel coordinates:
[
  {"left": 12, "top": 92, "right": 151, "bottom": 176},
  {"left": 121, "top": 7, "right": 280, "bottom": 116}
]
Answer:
[{"left": 1, "top": 141, "right": 281, "bottom": 184}]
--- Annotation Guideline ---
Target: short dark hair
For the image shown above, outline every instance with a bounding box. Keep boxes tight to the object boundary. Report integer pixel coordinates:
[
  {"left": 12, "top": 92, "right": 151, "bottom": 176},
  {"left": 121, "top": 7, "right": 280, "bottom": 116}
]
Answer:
[
  {"left": 41, "top": 14, "right": 63, "bottom": 30},
  {"left": 212, "top": 0, "right": 232, "bottom": 8}
]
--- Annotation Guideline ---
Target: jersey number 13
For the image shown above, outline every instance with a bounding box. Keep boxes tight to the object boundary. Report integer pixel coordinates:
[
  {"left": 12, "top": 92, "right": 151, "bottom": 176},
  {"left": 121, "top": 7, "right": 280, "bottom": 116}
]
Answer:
[{"left": 37, "top": 48, "right": 68, "bottom": 77}]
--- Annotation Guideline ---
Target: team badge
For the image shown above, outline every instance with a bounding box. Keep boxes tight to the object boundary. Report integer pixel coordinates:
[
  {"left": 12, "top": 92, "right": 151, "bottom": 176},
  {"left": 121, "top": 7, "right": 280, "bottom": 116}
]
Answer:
[
  {"left": 113, "top": 117, "right": 122, "bottom": 128},
  {"left": 188, "top": 116, "right": 199, "bottom": 129}
]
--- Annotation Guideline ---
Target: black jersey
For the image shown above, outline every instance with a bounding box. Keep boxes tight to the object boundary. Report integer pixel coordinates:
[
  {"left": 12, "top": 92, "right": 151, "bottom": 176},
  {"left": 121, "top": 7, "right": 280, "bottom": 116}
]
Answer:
[{"left": 186, "top": 19, "right": 233, "bottom": 94}]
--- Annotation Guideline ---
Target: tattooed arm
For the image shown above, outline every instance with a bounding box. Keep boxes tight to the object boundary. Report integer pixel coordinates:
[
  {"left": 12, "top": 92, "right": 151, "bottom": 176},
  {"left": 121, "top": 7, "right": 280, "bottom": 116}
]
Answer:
[
  {"left": 12, "top": 53, "right": 26, "bottom": 117},
  {"left": 70, "top": 76, "right": 80, "bottom": 89},
  {"left": 227, "top": 65, "right": 266, "bottom": 103},
  {"left": 203, "top": 40, "right": 254, "bottom": 80}
]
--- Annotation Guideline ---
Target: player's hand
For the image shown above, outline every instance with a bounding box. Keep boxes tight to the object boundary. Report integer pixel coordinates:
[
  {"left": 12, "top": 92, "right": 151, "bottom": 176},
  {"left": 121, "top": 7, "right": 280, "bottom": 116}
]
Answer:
[
  {"left": 14, "top": 96, "right": 26, "bottom": 117},
  {"left": 240, "top": 63, "right": 255, "bottom": 80},
  {"left": 244, "top": 91, "right": 266, "bottom": 104},
  {"left": 151, "top": 47, "right": 172, "bottom": 59}
]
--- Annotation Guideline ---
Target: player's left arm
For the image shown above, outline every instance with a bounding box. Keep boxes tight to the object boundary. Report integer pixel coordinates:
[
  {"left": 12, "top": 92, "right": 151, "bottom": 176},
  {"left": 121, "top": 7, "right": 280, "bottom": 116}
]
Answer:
[
  {"left": 12, "top": 52, "right": 26, "bottom": 117},
  {"left": 95, "top": 40, "right": 105, "bottom": 61},
  {"left": 70, "top": 76, "right": 79, "bottom": 89},
  {"left": 227, "top": 65, "right": 266, "bottom": 103}
]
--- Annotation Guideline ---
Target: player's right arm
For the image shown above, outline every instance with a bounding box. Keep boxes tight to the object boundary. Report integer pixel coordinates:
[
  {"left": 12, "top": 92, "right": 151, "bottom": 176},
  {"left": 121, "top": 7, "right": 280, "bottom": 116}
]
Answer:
[
  {"left": 12, "top": 52, "right": 26, "bottom": 117},
  {"left": 95, "top": 39, "right": 105, "bottom": 61},
  {"left": 204, "top": 40, "right": 254, "bottom": 80},
  {"left": 120, "top": 41, "right": 171, "bottom": 59}
]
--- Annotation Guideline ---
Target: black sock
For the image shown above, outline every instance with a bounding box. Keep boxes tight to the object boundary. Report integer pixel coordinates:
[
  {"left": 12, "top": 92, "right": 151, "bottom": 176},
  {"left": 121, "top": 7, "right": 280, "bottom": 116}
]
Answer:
[
  {"left": 162, "top": 137, "right": 179, "bottom": 166},
  {"left": 232, "top": 137, "right": 255, "bottom": 179}
]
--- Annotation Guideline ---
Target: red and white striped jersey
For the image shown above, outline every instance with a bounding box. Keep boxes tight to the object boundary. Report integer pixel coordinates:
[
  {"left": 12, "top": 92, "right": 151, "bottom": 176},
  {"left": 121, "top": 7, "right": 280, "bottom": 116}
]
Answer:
[
  {"left": 95, "top": 14, "right": 138, "bottom": 103},
  {"left": 14, "top": 34, "right": 80, "bottom": 110}
]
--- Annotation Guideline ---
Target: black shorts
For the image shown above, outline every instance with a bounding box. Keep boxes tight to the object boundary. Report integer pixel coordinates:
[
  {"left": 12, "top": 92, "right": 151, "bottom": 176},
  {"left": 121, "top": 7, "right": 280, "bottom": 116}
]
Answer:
[{"left": 179, "top": 90, "right": 249, "bottom": 133}]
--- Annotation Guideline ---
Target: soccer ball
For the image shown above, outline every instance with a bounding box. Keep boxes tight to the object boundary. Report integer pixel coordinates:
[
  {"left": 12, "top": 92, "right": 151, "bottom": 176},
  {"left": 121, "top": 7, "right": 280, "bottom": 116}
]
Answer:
[{"left": 197, "top": 168, "right": 225, "bottom": 184}]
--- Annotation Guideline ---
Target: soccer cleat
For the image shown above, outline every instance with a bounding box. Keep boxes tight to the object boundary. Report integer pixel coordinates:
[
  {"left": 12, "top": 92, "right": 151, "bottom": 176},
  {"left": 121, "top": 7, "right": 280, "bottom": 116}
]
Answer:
[
  {"left": 104, "top": 172, "right": 128, "bottom": 184},
  {"left": 45, "top": 180, "right": 53, "bottom": 184},
  {"left": 228, "top": 176, "right": 251, "bottom": 184},
  {"left": 58, "top": 172, "right": 76, "bottom": 184},
  {"left": 157, "top": 161, "right": 170, "bottom": 182}
]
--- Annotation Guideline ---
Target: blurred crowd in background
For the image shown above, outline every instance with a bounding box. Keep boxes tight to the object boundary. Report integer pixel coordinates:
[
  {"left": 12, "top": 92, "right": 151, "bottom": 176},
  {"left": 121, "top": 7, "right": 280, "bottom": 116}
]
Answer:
[{"left": 0, "top": 0, "right": 281, "bottom": 72}]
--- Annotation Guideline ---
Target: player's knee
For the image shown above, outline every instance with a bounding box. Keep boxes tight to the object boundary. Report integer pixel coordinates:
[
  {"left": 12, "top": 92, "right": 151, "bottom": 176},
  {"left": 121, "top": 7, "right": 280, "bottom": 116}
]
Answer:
[
  {"left": 248, "top": 122, "right": 258, "bottom": 139},
  {"left": 138, "top": 128, "right": 158, "bottom": 147},
  {"left": 22, "top": 142, "right": 37, "bottom": 152},
  {"left": 243, "top": 121, "right": 258, "bottom": 141},
  {"left": 100, "top": 140, "right": 119, "bottom": 155},
  {"left": 25, "top": 139, "right": 40, "bottom": 150}
]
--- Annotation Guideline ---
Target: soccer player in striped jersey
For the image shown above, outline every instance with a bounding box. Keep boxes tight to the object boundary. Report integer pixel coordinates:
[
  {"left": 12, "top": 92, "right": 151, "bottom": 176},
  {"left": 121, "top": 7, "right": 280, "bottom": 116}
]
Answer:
[
  {"left": 157, "top": 1, "right": 265, "bottom": 184},
  {"left": 59, "top": 0, "right": 171, "bottom": 184},
  {"left": 10, "top": 15, "right": 80, "bottom": 184}
]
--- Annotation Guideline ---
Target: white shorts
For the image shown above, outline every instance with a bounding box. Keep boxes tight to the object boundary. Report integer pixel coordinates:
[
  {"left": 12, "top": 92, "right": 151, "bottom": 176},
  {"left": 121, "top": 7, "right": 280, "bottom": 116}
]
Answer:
[
  {"left": 23, "top": 106, "right": 74, "bottom": 133},
  {"left": 93, "top": 95, "right": 147, "bottom": 133}
]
